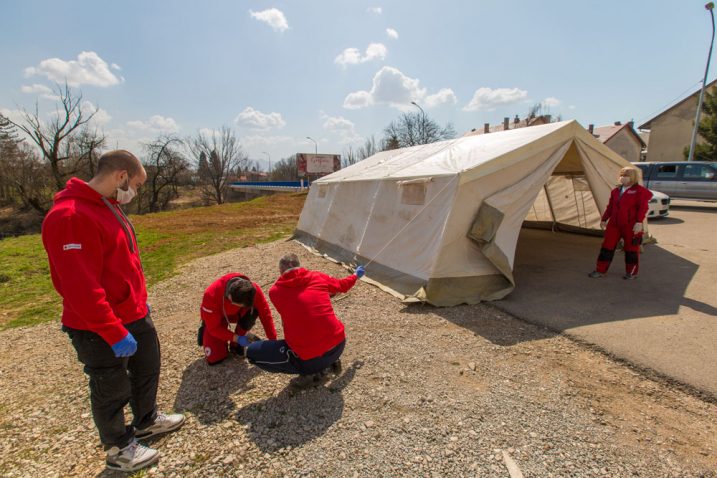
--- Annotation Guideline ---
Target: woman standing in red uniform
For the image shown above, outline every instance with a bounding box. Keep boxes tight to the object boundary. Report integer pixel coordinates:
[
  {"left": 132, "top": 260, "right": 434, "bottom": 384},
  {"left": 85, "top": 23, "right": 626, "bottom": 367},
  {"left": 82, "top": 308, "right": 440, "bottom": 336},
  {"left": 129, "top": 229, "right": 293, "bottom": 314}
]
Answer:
[{"left": 589, "top": 166, "right": 652, "bottom": 280}]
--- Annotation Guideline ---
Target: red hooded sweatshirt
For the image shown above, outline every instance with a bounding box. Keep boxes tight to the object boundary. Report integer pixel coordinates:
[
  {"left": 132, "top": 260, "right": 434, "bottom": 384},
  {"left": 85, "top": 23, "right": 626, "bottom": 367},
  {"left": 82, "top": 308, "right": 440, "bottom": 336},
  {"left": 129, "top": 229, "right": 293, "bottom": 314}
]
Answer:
[
  {"left": 269, "top": 268, "right": 357, "bottom": 360},
  {"left": 42, "top": 178, "right": 147, "bottom": 346},
  {"left": 601, "top": 183, "right": 652, "bottom": 228},
  {"left": 200, "top": 273, "right": 277, "bottom": 342}
]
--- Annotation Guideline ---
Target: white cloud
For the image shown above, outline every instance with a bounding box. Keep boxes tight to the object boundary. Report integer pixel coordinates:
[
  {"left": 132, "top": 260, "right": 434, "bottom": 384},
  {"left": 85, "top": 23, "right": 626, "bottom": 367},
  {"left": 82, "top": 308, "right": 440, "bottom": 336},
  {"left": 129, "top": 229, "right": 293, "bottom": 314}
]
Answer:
[
  {"left": 249, "top": 8, "right": 289, "bottom": 32},
  {"left": 111, "top": 63, "right": 121, "bottom": 71},
  {"left": 81, "top": 101, "right": 112, "bottom": 125},
  {"left": 462, "top": 87, "right": 529, "bottom": 112},
  {"left": 322, "top": 114, "right": 361, "bottom": 144},
  {"left": 0, "top": 108, "right": 26, "bottom": 126},
  {"left": 127, "top": 115, "right": 179, "bottom": 133},
  {"left": 425, "top": 88, "right": 457, "bottom": 108},
  {"left": 367, "top": 6, "right": 382, "bottom": 14},
  {"left": 335, "top": 43, "right": 387, "bottom": 67},
  {"left": 235, "top": 106, "right": 286, "bottom": 131},
  {"left": 344, "top": 66, "right": 458, "bottom": 111},
  {"left": 24, "top": 51, "right": 122, "bottom": 88},
  {"left": 543, "top": 97, "right": 561, "bottom": 108},
  {"left": 20, "top": 83, "right": 59, "bottom": 100},
  {"left": 386, "top": 28, "right": 399, "bottom": 39}
]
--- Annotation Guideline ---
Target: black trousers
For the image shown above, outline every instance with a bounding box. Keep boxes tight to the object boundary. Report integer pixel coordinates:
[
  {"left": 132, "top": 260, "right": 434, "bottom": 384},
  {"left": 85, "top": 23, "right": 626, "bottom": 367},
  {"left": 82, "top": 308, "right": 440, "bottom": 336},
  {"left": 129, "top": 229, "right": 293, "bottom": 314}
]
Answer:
[
  {"left": 247, "top": 339, "right": 345, "bottom": 375},
  {"left": 63, "top": 316, "right": 160, "bottom": 449}
]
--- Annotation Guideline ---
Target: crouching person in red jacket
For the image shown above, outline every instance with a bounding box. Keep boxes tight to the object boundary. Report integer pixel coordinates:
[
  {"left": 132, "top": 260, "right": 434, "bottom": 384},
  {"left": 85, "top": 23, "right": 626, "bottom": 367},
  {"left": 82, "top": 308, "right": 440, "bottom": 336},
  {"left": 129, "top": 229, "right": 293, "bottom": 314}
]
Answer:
[
  {"left": 589, "top": 166, "right": 652, "bottom": 280},
  {"left": 246, "top": 253, "right": 364, "bottom": 388},
  {"left": 42, "top": 151, "right": 184, "bottom": 473},
  {"left": 200, "top": 273, "right": 277, "bottom": 365}
]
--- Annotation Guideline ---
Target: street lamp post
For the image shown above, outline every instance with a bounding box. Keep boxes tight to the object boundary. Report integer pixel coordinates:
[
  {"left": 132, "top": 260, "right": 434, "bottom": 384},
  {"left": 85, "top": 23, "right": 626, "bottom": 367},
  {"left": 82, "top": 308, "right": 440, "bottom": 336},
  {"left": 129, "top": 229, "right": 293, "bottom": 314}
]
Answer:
[
  {"left": 410, "top": 101, "right": 426, "bottom": 144},
  {"left": 262, "top": 151, "right": 271, "bottom": 175},
  {"left": 306, "top": 136, "right": 318, "bottom": 154},
  {"left": 688, "top": 2, "right": 716, "bottom": 162}
]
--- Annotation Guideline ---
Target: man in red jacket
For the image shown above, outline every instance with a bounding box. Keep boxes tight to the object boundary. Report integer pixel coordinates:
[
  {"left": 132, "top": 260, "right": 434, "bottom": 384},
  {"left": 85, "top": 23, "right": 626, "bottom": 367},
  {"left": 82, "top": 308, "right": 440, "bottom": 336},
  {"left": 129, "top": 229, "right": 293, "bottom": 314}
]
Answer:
[
  {"left": 200, "top": 273, "right": 277, "bottom": 364},
  {"left": 42, "top": 150, "right": 184, "bottom": 473},
  {"left": 589, "top": 166, "right": 652, "bottom": 280},
  {"left": 246, "top": 253, "right": 364, "bottom": 387}
]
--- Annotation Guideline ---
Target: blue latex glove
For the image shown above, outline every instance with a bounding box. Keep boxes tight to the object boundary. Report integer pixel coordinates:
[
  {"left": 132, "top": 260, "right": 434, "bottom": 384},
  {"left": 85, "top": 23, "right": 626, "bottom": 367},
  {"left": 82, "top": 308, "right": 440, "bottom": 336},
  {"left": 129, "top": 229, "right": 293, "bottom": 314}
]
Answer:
[
  {"left": 236, "top": 335, "right": 250, "bottom": 347},
  {"left": 355, "top": 265, "right": 365, "bottom": 278},
  {"left": 111, "top": 332, "right": 138, "bottom": 358}
]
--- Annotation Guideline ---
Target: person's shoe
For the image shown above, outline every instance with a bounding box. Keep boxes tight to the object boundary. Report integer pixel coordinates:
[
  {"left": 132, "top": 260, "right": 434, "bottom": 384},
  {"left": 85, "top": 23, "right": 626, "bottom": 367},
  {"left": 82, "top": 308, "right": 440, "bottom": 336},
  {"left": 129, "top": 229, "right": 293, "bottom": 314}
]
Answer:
[
  {"left": 135, "top": 412, "right": 186, "bottom": 440},
  {"left": 106, "top": 439, "right": 159, "bottom": 472},
  {"left": 230, "top": 344, "right": 246, "bottom": 357},
  {"left": 588, "top": 271, "right": 605, "bottom": 278},
  {"left": 623, "top": 273, "right": 639, "bottom": 280},
  {"left": 290, "top": 373, "right": 321, "bottom": 390},
  {"left": 330, "top": 359, "right": 342, "bottom": 375}
]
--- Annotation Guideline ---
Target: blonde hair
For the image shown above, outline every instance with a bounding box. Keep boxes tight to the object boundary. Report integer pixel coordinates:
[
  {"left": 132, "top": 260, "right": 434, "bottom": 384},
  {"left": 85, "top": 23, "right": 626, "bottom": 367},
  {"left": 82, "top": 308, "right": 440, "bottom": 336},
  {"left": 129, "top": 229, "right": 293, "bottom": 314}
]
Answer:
[{"left": 619, "top": 166, "right": 640, "bottom": 185}]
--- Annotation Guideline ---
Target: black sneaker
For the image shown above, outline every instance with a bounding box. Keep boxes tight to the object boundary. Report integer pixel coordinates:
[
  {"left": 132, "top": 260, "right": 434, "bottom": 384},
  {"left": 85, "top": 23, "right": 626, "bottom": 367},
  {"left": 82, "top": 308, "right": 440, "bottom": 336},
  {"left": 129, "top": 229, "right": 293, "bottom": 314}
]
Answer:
[
  {"left": 230, "top": 344, "right": 246, "bottom": 357},
  {"left": 588, "top": 271, "right": 604, "bottom": 278},
  {"left": 623, "top": 273, "right": 638, "bottom": 280},
  {"left": 331, "top": 359, "right": 342, "bottom": 375}
]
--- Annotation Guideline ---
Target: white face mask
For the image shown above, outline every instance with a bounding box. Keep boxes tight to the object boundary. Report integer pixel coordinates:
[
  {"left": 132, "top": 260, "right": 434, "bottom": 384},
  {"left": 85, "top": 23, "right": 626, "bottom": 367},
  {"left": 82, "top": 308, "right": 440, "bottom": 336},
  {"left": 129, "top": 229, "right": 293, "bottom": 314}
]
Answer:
[
  {"left": 619, "top": 176, "right": 631, "bottom": 186},
  {"left": 116, "top": 178, "right": 137, "bottom": 205}
]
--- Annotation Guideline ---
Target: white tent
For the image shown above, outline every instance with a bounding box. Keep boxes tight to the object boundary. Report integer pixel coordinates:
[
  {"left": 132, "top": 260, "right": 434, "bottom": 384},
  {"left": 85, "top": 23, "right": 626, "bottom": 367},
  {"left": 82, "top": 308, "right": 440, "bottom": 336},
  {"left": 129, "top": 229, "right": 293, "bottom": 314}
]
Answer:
[{"left": 295, "top": 120, "right": 636, "bottom": 306}]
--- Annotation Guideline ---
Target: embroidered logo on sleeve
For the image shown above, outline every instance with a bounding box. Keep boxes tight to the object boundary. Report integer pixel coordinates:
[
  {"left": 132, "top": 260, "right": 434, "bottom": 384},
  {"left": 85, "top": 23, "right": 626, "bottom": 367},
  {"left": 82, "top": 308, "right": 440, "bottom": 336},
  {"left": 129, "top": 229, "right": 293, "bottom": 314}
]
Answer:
[{"left": 63, "top": 243, "right": 82, "bottom": 251}]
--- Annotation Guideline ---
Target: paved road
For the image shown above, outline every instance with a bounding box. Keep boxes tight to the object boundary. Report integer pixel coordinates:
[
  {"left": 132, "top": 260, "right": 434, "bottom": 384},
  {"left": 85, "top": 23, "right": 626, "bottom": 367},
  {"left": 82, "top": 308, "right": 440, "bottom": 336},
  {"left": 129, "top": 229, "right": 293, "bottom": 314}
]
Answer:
[{"left": 495, "top": 200, "right": 717, "bottom": 397}]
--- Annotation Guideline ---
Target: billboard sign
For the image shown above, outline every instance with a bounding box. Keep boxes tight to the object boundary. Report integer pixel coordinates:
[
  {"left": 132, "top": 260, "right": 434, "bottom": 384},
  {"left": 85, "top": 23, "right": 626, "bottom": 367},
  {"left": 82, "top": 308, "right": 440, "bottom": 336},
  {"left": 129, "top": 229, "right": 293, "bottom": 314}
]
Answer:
[{"left": 297, "top": 153, "right": 341, "bottom": 177}]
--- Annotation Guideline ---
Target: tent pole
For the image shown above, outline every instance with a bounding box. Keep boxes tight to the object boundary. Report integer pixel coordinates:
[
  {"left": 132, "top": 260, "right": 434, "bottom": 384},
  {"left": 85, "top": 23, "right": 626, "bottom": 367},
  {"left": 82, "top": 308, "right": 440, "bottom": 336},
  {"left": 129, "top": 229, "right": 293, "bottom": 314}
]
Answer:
[{"left": 543, "top": 182, "right": 558, "bottom": 232}]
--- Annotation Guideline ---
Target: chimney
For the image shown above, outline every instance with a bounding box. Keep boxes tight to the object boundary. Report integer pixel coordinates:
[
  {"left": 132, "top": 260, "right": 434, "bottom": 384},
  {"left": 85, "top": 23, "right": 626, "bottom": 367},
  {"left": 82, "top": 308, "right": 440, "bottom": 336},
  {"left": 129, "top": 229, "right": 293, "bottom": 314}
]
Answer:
[
  {"left": 503, "top": 117, "right": 510, "bottom": 130},
  {"left": 471, "top": 128, "right": 476, "bottom": 132},
  {"left": 588, "top": 124, "right": 594, "bottom": 134},
  {"left": 614, "top": 121, "right": 622, "bottom": 126},
  {"left": 514, "top": 114, "right": 520, "bottom": 125},
  {"left": 544, "top": 115, "right": 551, "bottom": 123},
  {"left": 484, "top": 123, "right": 490, "bottom": 134},
  {"left": 627, "top": 120, "right": 634, "bottom": 129}
]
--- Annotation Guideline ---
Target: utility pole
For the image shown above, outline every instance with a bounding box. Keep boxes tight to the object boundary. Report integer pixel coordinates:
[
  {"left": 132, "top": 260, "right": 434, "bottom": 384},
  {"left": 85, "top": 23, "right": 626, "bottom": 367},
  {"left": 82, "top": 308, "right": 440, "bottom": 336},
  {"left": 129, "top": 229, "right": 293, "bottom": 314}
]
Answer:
[{"left": 688, "top": 2, "right": 716, "bottom": 161}]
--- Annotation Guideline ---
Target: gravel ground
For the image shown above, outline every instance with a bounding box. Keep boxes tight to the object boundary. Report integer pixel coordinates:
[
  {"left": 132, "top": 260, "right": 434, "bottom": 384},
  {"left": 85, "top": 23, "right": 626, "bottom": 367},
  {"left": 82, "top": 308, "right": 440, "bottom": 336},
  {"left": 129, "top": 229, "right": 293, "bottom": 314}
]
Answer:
[{"left": 0, "top": 239, "right": 715, "bottom": 477}]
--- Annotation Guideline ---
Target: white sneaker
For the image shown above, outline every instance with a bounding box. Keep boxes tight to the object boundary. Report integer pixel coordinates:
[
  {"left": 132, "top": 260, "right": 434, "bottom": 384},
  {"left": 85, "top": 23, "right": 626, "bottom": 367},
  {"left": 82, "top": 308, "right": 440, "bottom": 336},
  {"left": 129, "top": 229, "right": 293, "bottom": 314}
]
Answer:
[
  {"left": 106, "top": 438, "right": 159, "bottom": 472},
  {"left": 135, "top": 412, "right": 186, "bottom": 440}
]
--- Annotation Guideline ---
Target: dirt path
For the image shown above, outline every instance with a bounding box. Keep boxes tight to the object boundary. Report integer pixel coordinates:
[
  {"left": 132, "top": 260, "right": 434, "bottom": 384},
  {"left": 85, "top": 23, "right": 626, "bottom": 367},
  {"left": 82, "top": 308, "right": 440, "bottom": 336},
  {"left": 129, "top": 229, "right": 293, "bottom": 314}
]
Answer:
[{"left": 0, "top": 240, "right": 715, "bottom": 477}]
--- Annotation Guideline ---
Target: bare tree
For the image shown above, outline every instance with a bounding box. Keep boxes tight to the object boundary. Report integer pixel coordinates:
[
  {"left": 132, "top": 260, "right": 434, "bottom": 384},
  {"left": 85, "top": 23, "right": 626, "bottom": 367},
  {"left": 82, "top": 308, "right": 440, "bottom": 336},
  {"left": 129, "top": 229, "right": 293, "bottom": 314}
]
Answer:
[
  {"left": 136, "top": 135, "right": 190, "bottom": 213},
  {"left": 382, "top": 112, "right": 455, "bottom": 149},
  {"left": 187, "top": 127, "right": 247, "bottom": 204},
  {"left": 270, "top": 155, "right": 299, "bottom": 181},
  {"left": 343, "top": 135, "right": 381, "bottom": 167},
  {"left": 5, "top": 83, "right": 98, "bottom": 190}
]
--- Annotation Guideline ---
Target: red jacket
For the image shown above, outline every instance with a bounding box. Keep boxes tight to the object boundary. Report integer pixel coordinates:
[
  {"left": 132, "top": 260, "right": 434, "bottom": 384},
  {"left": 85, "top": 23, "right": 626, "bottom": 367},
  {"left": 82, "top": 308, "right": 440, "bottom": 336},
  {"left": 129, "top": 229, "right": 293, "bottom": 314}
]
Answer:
[
  {"left": 601, "top": 184, "right": 652, "bottom": 228},
  {"left": 269, "top": 268, "right": 357, "bottom": 360},
  {"left": 200, "top": 273, "right": 277, "bottom": 343},
  {"left": 42, "top": 178, "right": 147, "bottom": 345}
]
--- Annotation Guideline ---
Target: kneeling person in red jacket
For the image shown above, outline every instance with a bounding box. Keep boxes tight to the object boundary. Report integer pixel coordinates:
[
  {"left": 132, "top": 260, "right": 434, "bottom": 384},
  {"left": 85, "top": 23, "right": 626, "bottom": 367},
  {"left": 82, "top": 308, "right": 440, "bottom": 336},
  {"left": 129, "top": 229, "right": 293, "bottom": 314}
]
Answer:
[
  {"left": 200, "top": 273, "right": 277, "bottom": 365},
  {"left": 247, "top": 253, "right": 364, "bottom": 385},
  {"left": 589, "top": 166, "right": 652, "bottom": 280}
]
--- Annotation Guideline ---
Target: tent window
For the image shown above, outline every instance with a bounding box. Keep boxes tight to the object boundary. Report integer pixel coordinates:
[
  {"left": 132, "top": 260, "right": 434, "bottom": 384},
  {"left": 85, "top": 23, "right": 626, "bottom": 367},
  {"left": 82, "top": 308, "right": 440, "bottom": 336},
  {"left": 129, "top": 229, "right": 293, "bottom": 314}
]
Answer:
[
  {"left": 318, "top": 185, "right": 328, "bottom": 198},
  {"left": 400, "top": 183, "right": 426, "bottom": 205}
]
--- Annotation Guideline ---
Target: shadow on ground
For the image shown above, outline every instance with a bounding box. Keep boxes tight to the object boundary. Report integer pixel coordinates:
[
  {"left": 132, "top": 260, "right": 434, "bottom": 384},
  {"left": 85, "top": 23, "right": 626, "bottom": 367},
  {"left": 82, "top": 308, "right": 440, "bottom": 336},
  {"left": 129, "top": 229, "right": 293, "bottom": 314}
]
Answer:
[
  {"left": 401, "top": 227, "right": 713, "bottom": 346},
  {"left": 173, "top": 356, "right": 261, "bottom": 425},
  {"left": 234, "top": 361, "right": 360, "bottom": 453}
]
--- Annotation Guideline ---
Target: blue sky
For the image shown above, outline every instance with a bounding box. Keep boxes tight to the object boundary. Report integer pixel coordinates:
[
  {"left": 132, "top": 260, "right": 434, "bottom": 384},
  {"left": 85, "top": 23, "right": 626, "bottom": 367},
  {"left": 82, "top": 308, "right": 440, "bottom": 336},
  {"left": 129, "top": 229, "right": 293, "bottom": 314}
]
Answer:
[{"left": 0, "top": 1, "right": 714, "bottom": 170}]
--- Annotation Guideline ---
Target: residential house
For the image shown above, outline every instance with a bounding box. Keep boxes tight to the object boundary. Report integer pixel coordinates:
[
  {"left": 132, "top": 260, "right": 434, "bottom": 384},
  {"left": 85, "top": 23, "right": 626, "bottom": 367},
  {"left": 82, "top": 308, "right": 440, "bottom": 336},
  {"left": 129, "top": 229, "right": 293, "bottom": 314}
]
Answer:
[
  {"left": 638, "top": 79, "right": 717, "bottom": 162},
  {"left": 464, "top": 114, "right": 551, "bottom": 136},
  {"left": 589, "top": 121, "right": 645, "bottom": 163}
]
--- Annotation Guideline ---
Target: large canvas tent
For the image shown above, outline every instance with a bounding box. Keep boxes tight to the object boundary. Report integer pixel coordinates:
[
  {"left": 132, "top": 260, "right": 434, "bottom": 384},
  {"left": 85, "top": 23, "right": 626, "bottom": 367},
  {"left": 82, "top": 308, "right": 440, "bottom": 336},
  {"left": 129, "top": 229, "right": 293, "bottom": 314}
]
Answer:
[{"left": 295, "top": 120, "right": 637, "bottom": 306}]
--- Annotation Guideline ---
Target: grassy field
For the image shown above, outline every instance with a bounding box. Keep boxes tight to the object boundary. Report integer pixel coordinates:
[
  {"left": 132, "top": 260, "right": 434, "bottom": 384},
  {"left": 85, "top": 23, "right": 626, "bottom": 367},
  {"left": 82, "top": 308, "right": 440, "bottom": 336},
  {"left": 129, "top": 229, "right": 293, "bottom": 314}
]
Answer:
[{"left": 0, "top": 193, "right": 306, "bottom": 330}]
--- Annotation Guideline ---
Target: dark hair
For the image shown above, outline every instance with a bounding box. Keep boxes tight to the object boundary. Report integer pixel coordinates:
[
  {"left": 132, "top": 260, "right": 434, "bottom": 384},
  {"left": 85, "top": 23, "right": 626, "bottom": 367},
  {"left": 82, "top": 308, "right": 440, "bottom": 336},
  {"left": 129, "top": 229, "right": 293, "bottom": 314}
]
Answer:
[
  {"left": 226, "top": 278, "right": 255, "bottom": 306},
  {"left": 96, "top": 150, "right": 143, "bottom": 178},
  {"left": 279, "top": 253, "right": 301, "bottom": 273}
]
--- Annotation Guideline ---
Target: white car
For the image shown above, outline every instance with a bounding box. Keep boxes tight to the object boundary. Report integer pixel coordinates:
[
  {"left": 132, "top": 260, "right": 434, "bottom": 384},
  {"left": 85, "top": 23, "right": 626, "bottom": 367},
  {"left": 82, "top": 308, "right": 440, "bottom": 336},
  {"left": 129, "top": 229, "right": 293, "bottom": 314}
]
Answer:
[{"left": 647, "top": 189, "right": 670, "bottom": 219}]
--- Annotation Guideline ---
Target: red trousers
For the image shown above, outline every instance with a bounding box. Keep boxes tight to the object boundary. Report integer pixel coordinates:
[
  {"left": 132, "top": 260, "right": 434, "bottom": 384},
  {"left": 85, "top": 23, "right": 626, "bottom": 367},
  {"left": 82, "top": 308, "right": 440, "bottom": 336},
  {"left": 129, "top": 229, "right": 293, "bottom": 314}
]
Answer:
[
  {"left": 202, "top": 322, "right": 244, "bottom": 364},
  {"left": 595, "top": 224, "right": 641, "bottom": 275}
]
